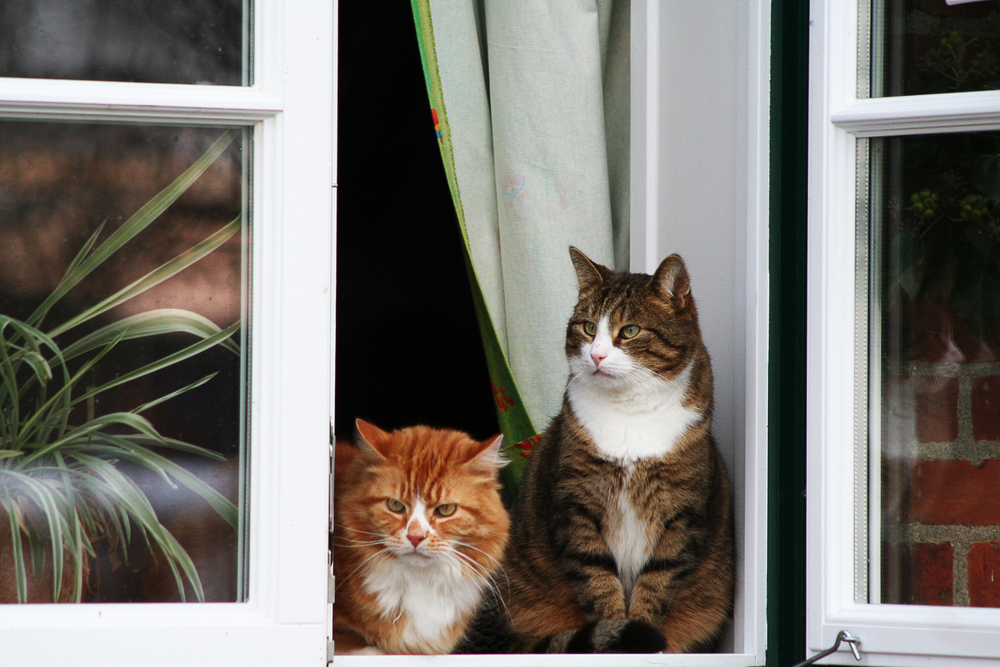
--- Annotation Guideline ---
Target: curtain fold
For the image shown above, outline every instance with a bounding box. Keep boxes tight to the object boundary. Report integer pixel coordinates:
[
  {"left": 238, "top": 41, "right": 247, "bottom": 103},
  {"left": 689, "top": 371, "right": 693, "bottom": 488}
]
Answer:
[{"left": 411, "top": 0, "right": 629, "bottom": 492}]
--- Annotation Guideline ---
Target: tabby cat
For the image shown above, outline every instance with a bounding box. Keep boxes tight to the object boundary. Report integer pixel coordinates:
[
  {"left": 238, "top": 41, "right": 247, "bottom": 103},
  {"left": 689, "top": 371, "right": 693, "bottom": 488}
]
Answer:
[
  {"left": 333, "top": 419, "right": 509, "bottom": 655},
  {"left": 458, "top": 247, "right": 733, "bottom": 654}
]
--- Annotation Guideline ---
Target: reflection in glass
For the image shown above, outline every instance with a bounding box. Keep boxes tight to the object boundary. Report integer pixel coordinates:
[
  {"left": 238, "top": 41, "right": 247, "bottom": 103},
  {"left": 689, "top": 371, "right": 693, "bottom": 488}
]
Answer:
[
  {"left": 876, "top": 132, "right": 1000, "bottom": 607},
  {"left": 0, "top": 0, "right": 248, "bottom": 85},
  {"left": 0, "top": 121, "right": 248, "bottom": 603},
  {"left": 874, "top": 0, "right": 999, "bottom": 97}
]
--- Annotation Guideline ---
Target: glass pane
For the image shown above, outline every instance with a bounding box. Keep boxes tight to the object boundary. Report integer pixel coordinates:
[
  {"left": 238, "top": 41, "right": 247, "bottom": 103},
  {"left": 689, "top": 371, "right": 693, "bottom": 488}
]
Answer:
[
  {"left": 871, "top": 0, "right": 1000, "bottom": 97},
  {"left": 873, "top": 0, "right": 999, "bottom": 97},
  {"left": 875, "top": 131, "right": 1000, "bottom": 607},
  {"left": 0, "top": 121, "right": 248, "bottom": 603},
  {"left": 0, "top": 0, "right": 249, "bottom": 85}
]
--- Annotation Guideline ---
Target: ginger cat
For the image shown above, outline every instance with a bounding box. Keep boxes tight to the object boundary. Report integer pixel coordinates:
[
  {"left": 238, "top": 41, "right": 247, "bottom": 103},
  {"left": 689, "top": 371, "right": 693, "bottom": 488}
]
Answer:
[{"left": 332, "top": 419, "right": 509, "bottom": 654}]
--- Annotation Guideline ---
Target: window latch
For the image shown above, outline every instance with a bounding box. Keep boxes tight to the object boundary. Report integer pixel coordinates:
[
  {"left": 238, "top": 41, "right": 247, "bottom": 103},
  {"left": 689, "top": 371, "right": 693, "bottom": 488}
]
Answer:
[{"left": 791, "top": 631, "right": 861, "bottom": 667}]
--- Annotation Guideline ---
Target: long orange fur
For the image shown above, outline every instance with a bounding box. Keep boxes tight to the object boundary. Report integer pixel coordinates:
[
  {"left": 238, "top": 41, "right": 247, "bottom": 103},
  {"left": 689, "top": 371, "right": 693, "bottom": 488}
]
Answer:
[{"left": 333, "top": 420, "right": 509, "bottom": 654}]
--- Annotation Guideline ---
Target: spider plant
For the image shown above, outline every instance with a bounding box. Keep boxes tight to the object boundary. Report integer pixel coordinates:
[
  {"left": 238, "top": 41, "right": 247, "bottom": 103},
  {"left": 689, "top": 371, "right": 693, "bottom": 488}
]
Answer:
[{"left": 0, "top": 129, "right": 242, "bottom": 603}]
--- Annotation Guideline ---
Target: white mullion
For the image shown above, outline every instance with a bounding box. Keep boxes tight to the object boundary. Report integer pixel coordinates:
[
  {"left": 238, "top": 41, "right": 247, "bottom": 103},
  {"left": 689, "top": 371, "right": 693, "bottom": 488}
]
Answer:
[
  {"left": 740, "top": 0, "right": 771, "bottom": 659},
  {"left": 629, "top": 0, "right": 660, "bottom": 275},
  {"left": 866, "top": 138, "right": 884, "bottom": 607},
  {"left": 807, "top": 0, "right": 864, "bottom": 663},
  {"left": 0, "top": 78, "right": 282, "bottom": 124},
  {"left": 832, "top": 90, "right": 1000, "bottom": 136}
]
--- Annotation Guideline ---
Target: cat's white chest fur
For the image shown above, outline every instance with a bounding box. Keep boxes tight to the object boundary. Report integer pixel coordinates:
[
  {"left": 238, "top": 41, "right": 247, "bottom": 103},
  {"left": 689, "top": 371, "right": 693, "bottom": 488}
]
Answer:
[
  {"left": 567, "top": 341, "right": 702, "bottom": 464},
  {"left": 363, "top": 556, "right": 483, "bottom": 652},
  {"left": 606, "top": 467, "right": 649, "bottom": 598}
]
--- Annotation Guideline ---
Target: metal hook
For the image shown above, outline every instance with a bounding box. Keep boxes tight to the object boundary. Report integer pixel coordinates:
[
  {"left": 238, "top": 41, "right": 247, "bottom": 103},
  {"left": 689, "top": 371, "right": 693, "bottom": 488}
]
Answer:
[{"left": 790, "top": 631, "right": 862, "bottom": 667}]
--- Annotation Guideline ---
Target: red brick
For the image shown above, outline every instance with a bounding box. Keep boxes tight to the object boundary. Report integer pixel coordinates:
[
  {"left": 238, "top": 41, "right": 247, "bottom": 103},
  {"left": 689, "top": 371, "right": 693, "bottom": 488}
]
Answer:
[
  {"left": 973, "top": 377, "right": 1000, "bottom": 441},
  {"left": 911, "top": 459, "right": 1000, "bottom": 525},
  {"left": 914, "top": 377, "right": 959, "bottom": 443},
  {"left": 911, "top": 543, "right": 954, "bottom": 606},
  {"left": 968, "top": 542, "right": 1000, "bottom": 608}
]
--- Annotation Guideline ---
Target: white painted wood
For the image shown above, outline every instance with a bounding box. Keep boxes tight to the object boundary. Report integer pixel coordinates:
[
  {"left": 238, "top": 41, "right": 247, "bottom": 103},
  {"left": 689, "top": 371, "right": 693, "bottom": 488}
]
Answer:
[
  {"left": 628, "top": 1, "right": 770, "bottom": 664},
  {"left": 807, "top": 0, "right": 1000, "bottom": 664},
  {"left": 737, "top": 0, "right": 772, "bottom": 662},
  {"left": 0, "top": 605, "right": 325, "bottom": 664},
  {"left": 629, "top": 0, "right": 660, "bottom": 275},
  {"left": 806, "top": 0, "right": 861, "bottom": 660},
  {"left": 334, "top": 654, "right": 758, "bottom": 667},
  {"left": 0, "top": 0, "right": 335, "bottom": 664},
  {"left": 334, "top": 0, "right": 772, "bottom": 663},
  {"left": 831, "top": 90, "right": 1000, "bottom": 136},
  {"left": 0, "top": 78, "right": 283, "bottom": 123}
]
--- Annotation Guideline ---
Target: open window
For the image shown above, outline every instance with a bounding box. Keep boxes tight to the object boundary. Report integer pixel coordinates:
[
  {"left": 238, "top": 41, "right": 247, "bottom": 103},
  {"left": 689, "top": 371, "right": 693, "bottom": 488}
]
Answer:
[
  {"left": 808, "top": 0, "right": 1000, "bottom": 663},
  {"left": 333, "top": 0, "right": 769, "bottom": 664},
  {"left": 0, "top": 1, "right": 334, "bottom": 664}
]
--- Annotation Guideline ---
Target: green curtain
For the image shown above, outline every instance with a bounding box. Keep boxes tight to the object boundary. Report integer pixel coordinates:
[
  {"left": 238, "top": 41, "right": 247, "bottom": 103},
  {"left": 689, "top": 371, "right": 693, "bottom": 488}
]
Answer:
[{"left": 410, "top": 0, "right": 630, "bottom": 493}]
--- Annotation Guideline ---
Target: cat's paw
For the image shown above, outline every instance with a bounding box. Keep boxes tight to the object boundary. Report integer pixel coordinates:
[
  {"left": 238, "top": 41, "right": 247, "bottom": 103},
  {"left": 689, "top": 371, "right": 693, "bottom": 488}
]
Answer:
[
  {"left": 547, "top": 619, "right": 667, "bottom": 654},
  {"left": 610, "top": 619, "right": 667, "bottom": 653},
  {"left": 347, "top": 646, "right": 385, "bottom": 656}
]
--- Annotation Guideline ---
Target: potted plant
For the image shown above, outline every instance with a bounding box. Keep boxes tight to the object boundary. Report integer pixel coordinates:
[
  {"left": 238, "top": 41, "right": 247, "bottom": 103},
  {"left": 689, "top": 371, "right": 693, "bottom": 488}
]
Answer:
[{"left": 0, "top": 130, "right": 241, "bottom": 603}]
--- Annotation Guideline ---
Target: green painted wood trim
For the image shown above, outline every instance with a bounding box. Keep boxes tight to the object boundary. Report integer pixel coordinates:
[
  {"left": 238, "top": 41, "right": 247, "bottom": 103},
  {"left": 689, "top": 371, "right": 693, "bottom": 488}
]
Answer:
[{"left": 767, "top": 0, "right": 810, "bottom": 665}]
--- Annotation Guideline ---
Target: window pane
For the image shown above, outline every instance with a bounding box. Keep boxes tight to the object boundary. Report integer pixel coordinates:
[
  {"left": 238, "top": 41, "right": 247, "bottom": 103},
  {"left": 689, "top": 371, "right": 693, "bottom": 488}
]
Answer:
[
  {"left": 0, "top": 0, "right": 249, "bottom": 86},
  {"left": 873, "top": 0, "right": 999, "bottom": 97},
  {"left": 875, "top": 131, "right": 1000, "bottom": 607},
  {"left": 0, "top": 121, "right": 248, "bottom": 603}
]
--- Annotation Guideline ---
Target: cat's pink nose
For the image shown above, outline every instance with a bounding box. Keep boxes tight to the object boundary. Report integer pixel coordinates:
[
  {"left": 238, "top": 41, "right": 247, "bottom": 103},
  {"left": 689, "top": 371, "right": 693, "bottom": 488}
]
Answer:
[
  {"left": 407, "top": 533, "right": 426, "bottom": 547},
  {"left": 591, "top": 350, "right": 607, "bottom": 366}
]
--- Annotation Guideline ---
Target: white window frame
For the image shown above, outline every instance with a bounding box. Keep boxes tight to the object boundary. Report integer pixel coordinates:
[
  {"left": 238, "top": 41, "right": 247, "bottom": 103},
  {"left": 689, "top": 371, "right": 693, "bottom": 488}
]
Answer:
[
  {"left": 630, "top": 1, "right": 770, "bottom": 666},
  {"left": 807, "top": 0, "right": 1000, "bottom": 664},
  {"left": 331, "top": 1, "right": 771, "bottom": 666},
  {"left": 0, "top": 1, "right": 336, "bottom": 665}
]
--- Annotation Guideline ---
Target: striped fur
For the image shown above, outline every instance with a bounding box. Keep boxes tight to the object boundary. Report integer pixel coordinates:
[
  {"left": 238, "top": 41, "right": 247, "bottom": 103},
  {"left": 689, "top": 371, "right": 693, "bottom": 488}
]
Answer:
[
  {"left": 333, "top": 420, "right": 509, "bottom": 654},
  {"left": 458, "top": 248, "right": 733, "bottom": 654}
]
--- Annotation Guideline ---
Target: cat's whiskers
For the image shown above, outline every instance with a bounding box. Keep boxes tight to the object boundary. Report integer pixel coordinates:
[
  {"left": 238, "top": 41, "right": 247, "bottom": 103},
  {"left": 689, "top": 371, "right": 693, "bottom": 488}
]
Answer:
[
  {"left": 333, "top": 536, "right": 384, "bottom": 546},
  {"left": 567, "top": 353, "right": 668, "bottom": 401},
  {"left": 336, "top": 547, "right": 393, "bottom": 591},
  {"left": 445, "top": 547, "right": 492, "bottom": 579},
  {"left": 333, "top": 537, "right": 387, "bottom": 549},
  {"left": 334, "top": 523, "right": 388, "bottom": 539},
  {"left": 447, "top": 547, "right": 509, "bottom": 599},
  {"left": 451, "top": 539, "right": 507, "bottom": 576},
  {"left": 625, "top": 370, "right": 663, "bottom": 396},
  {"left": 447, "top": 548, "right": 513, "bottom": 623},
  {"left": 439, "top": 548, "right": 512, "bottom": 623}
]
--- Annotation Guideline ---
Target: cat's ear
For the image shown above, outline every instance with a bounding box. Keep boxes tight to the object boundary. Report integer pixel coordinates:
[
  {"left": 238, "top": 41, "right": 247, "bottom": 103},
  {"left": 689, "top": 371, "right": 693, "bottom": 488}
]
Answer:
[
  {"left": 652, "top": 254, "right": 691, "bottom": 310},
  {"left": 466, "top": 434, "right": 508, "bottom": 474},
  {"left": 569, "top": 246, "right": 612, "bottom": 294},
  {"left": 354, "top": 418, "right": 389, "bottom": 460}
]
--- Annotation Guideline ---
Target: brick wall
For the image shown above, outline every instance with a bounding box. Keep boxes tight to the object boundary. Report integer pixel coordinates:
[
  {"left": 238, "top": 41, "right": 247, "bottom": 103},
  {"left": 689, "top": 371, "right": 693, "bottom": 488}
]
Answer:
[{"left": 882, "top": 303, "right": 1000, "bottom": 607}]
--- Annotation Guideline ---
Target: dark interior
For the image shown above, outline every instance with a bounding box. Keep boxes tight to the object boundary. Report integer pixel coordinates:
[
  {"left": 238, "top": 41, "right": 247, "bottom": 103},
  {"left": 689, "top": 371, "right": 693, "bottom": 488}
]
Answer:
[{"left": 335, "top": 1, "right": 499, "bottom": 443}]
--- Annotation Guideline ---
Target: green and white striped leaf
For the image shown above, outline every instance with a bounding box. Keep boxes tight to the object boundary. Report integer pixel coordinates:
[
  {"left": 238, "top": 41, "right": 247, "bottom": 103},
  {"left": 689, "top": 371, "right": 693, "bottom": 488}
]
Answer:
[
  {"left": 27, "top": 130, "right": 238, "bottom": 331},
  {"left": 62, "top": 309, "right": 240, "bottom": 361}
]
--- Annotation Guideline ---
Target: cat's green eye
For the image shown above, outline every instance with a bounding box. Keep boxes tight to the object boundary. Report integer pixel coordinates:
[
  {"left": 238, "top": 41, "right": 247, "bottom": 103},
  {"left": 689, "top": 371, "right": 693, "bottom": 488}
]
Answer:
[
  {"left": 386, "top": 498, "right": 406, "bottom": 513},
  {"left": 583, "top": 321, "right": 597, "bottom": 336},
  {"left": 435, "top": 503, "right": 458, "bottom": 517},
  {"left": 621, "top": 324, "right": 641, "bottom": 339}
]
